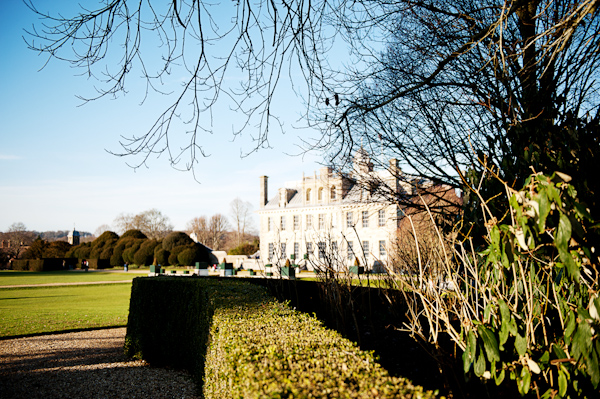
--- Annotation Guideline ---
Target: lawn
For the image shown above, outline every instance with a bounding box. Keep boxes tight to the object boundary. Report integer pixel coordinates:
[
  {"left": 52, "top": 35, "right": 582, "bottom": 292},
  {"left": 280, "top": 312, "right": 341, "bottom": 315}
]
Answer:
[
  {"left": 0, "top": 283, "right": 132, "bottom": 338},
  {"left": 0, "top": 270, "right": 143, "bottom": 287}
]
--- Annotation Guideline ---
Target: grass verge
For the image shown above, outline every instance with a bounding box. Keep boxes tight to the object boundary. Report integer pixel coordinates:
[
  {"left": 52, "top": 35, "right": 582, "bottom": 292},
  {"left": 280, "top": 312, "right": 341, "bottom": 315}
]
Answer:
[
  {"left": 0, "top": 270, "right": 141, "bottom": 286},
  {"left": 0, "top": 283, "right": 131, "bottom": 338}
]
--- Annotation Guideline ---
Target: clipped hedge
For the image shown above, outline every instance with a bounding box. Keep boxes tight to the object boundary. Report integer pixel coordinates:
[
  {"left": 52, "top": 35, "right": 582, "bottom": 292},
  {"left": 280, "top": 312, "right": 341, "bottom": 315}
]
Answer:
[
  {"left": 125, "top": 278, "right": 433, "bottom": 398},
  {"left": 11, "top": 258, "right": 72, "bottom": 271},
  {"left": 124, "top": 278, "right": 213, "bottom": 385}
]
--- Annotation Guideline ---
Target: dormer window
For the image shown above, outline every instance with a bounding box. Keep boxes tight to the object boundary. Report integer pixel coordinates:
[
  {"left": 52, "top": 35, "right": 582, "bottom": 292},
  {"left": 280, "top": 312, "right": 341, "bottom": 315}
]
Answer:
[
  {"left": 330, "top": 186, "right": 337, "bottom": 200},
  {"left": 318, "top": 187, "right": 324, "bottom": 201},
  {"left": 306, "top": 188, "right": 312, "bottom": 202}
]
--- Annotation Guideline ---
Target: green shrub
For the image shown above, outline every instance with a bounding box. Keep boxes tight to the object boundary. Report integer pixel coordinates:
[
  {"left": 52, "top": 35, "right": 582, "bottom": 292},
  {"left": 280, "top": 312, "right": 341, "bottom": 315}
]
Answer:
[
  {"left": 134, "top": 240, "right": 160, "bottom": 266},
  {"left": 154, "top": 248, "right": 170, "bottom": 266},
  {"left": 162, "top": 232, "right": 193, "bottom": 251},
  {"left": 43, "top": 241, "right": 72, "bottom": 258},
  {"left": 100, "top": 246, "right": 113, "bottom": 260},
  {"left": 168, "top": 245, "right": 188, "bottom": 266},
  {"left": 121, "top": 229, "right": 147, "bottom": 239},
  {"left": 227, "top": 241, "right": 259, "bottom": 256},
  {"left": 87, "top": 259, "right": 111, "bottom": 269},
  {"left": 125, "top": 277, "right": 212, "bottom": 385},
  {"left": 96, "top": 230, "right": 120, "bottom": 242},
  {"left": 12, "top": 259, "right": 29, "bottom": 270},
  {"left": 125, "top": 278, "right": 433, "bottom": 398},
  {"left": 177, "top": 248, "right": 196, "bottom": 266}
]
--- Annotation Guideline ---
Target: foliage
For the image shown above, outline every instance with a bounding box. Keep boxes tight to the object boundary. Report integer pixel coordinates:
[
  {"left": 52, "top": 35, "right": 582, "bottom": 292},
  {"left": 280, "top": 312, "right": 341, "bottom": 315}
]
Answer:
[
  {"left": 120, "top": 229, "right": 147, "bottom": 240},
  {"left": 133, "top": 239, "right": 160, "bottom": 266},
  {"left": 167, "top": 245, "right": 188, "bottom": 266},
  {"left": 162, "top": 232, "right": 194, "bottom": 251},
  {"left": 177, "top": 244, "right": 209, "bottom": 266},
  {"left": 227, "top": 240, "right": 259, "bottom": 256},
  {"left": 398, "top": 172, "right": 599, "bottom": 398},
  {"left": 124, "top": 278, "right": 433, "bottom": 398},
  {"left": 44, "top": 241, "right": 72, "bottom": 258},
  {"left": 95, "top": 230, "right": 120, "bottom": 243},
  {"left": 154, "top": 247, "right": 170, "bottom": 266},
  {"left": 122, "top": 239, "right": 144, "bottom": 264}
]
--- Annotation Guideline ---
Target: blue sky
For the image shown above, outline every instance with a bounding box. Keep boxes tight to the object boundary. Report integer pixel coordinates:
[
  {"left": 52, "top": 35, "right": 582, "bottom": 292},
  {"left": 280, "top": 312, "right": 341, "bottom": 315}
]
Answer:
[{"left": 0, "top": 1, "right": 325, "bottom": 234}]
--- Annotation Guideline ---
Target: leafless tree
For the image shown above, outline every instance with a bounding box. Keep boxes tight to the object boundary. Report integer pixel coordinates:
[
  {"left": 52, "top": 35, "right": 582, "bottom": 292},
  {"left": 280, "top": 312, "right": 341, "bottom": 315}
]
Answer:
[
  {"left": 186, "top": 216, "right": 211, "bottom": 245},
  {"left": 94, "top": 224, "right": 112, "bottom": 238},
  {"left": 113, "top": 209, "right": 173, "bottom": 238},
  {"left": 25, "top": 0, "right": 599, "bottom": 223},
  {"left": 209, "top": 214, "right": 230, "bottom": 250},
  {"left": 229, "top": 198, "right": 253, "bottom": 246}
]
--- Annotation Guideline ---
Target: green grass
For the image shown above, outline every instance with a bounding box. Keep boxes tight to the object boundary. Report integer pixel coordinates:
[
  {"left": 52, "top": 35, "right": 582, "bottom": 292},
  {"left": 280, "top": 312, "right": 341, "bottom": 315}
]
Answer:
[
  {"left": 0, "top": 283, "right": 132, "bottom": 338},
  {"left": 0, "top": 270, "right": 143, "bottom": 286}
]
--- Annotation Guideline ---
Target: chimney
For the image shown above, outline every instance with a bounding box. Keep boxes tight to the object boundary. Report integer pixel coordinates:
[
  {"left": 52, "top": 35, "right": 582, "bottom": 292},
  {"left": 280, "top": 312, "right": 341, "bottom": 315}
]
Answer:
[{"left": 260, "top": 176, "right": 269, "bottom": 208}]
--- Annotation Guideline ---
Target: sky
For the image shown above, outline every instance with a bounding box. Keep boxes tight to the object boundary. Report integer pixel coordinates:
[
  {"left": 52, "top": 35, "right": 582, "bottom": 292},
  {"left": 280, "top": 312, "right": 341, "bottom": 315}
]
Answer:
[{"left": 0, "top": 1, "right": 326, "bottom": 234}]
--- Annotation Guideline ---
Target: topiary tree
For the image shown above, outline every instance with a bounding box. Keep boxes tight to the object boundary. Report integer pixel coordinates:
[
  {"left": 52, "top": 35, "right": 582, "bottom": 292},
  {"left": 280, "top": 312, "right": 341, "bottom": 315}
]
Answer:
[
  {"left": 100, "top": 246, "right": 113, "bottom": 260},
  {"left": 168, "top": 245, "right": 189, "bottom": 266},
  {"left": 43, "top": 241, "right": 72, "bottom": 258},
  {"left": 177, "top": 248, "right": 197, "bottom": 266},
  {"left": 96, "top": 230, "right": 119, "bottom": 242},
  {"left": 133, "top": 239, "right": 160, "bottom": 266},
  {"left": 121, "top": 229, "right": 147, "bottom": 239},
  {"left": 162, "top": 232, "right": 194, "bottom": 251},
  {"left": 154, "top": 247, "right": 170, "bottom": 266}
]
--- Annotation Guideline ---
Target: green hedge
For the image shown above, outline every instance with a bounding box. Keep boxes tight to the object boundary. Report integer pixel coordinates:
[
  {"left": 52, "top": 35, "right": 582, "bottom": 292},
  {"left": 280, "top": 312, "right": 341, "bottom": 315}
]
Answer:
[
  {"left": 124, "top": 277, "right": 213, "bottom": 385},
  {"left": 11, "top": 258, "right": 73, "bottom": 271},
  {"left": 125, "top": 278, "right": 433, "bottom": 398}
]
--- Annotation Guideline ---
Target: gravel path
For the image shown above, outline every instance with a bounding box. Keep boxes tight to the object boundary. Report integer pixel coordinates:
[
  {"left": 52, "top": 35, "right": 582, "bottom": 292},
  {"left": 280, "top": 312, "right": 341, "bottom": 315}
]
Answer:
[{"left": 0, "top": 328, "right": 199, "bottom": 399}]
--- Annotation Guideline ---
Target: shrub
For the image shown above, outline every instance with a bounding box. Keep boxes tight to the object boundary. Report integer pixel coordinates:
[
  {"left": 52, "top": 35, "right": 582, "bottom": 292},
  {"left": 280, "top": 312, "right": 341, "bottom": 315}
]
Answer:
[
  {"left": 162, "top": 232, "right": 193, "bottom": 251},
  {"left": 100, "top": 246, "right": 113, "bottom": 260},
  {"left": 168, "top": 245, "right": 188, "bottom": 266},
  {"left": 43, "top": 241, "right": 72, "bottom": 258},
  {"left": 177, "top": 248, "right": 197, "bottom": 266},
  {"left": 134, "top": 240, "right": 159, "bottom": 266},
  {"left": 121, "top": 229, "right": 147, "bottom": 239},
  {"left": 227, "top": 241, "right": 259, "bottom": 256},
  {"left": 154, "top": 248, "right": 170, "bottom": 266},
  {"left": 96, "top": 230, "right": 119, "bottom": 242}
]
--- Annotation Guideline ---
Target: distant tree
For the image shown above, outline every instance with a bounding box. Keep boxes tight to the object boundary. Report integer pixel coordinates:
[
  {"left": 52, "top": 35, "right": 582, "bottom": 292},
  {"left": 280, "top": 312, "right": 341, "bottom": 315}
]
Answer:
[
  {"left": 44, "top": 241, "right": 71, "bottom": 258},
  {"left": 22, "top": 237, "right": 46, "bottom": 259},
  {"left": 114, "top": 210, "right": 173, "bottom": 239},
  {"left": 209, "top": 214, "right": 230, "bottom": 250},
  {"left": 3, "top": 223, "right": 35, "bottom": 259},
  {"left": 186, "top": 216, "right": 210, "bottom": 246},
  {"left": 94, "top": 224, "right": 112, "bottom": 238},
  {"left": 227, "top": 240, "right": 259, "bottom": 256},
  {"left": 229, "top": 198, "right": 254, "bottom": 247}
]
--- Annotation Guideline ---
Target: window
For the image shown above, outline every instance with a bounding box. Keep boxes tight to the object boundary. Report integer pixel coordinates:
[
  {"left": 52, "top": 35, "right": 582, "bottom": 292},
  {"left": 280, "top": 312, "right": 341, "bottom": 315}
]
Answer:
[
  {"left": 347, "top": 241, "right": 354, "bottom": 260},
  {"left": 362, "top": 211, "right": 369, "bottom": 228},
  {"left": 280, "top": 215, "right": 286, "bottom": 231},
  {"left": 267, "top": 217, "right": 272, "bottom": 231},
  {"left": 378, "top": 210, "right": 386, "bottom": 227},
  {"left": 346, "top": 211, "right": 353, "bottom": 228},
  {"left": 318, "top": 214, "right": 325, "bottom": 230},
  {"left": 281, "top": 243, "right": 287, "bottom": 258},
  {"left": 306, "top": 242, "right": 313, "bottom": 256},
  {"left": 293, "top": 215, "right": 300, "bottom": 230},
  {"left": 294, "top": 242, "right": 300, "bottom": 259},
  {"left": 306, "top": 214, "right": 313, "bottom": 229},
  {"left": 318, "top": 187, "right": 324, "bottom": 201},
  {"left": 362, "top": 240, "right": 370, "bottom": 258},
  {"left": 306, "top": 188, "right": 312, "bottom": 202},
  {"left": 379, "top": 240, "right": 386, "bottom": 257},
  {"left": 268, "top": 243, "right": 275, "bottom": 260},
  {"left": 318, "top": 242, "right": 326, "bottom": 259},
  {"left": 330, "top": 186, "right": 337, "bottom": 200}
]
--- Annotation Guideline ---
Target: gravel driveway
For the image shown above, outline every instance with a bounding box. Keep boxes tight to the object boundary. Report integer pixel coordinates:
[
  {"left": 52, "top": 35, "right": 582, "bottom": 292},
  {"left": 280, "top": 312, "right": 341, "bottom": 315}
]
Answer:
[{"left": 0, "top": 328, "right": 199, "bottom": 399}]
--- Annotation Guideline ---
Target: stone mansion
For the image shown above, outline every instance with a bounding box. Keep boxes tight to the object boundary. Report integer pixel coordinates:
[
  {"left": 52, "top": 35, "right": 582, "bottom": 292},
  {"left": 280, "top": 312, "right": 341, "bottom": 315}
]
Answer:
[{"left": 257, "top": 150, "right": 423, "bottom": 271}]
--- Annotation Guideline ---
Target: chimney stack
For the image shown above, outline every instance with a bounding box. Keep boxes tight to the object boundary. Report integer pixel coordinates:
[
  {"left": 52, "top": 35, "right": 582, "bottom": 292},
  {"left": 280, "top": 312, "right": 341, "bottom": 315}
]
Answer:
[{"left": 260, "top": 176, "right": 269, "bottom": 208}]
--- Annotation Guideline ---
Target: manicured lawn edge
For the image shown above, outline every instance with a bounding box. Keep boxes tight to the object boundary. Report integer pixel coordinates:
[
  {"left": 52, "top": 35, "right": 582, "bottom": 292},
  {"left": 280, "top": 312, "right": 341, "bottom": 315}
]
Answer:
[{"left": 125, "top": 277, "right": 435, "bottom": 398}]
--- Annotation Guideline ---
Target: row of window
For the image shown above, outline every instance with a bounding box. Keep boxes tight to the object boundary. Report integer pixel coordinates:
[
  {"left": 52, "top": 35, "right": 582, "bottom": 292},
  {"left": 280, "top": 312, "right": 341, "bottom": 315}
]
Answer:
[
  {"left": 267, "top": 210, "right": 387, "bottom": 232},
  {"left": 267, "top": 240, "right": 386, "bottom": 260},
  {"left": 306, "top": 186, "right": 337, "bottom": 202}
]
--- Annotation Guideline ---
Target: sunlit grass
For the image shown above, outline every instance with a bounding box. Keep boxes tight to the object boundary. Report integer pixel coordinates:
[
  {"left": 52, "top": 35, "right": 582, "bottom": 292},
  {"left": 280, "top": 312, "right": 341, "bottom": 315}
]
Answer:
[
  {"left": 0, "top": 270, "right": 143, "bottom": 287},
  {"left": 0, "top": 283, "right": 132, "bottom": 338}
]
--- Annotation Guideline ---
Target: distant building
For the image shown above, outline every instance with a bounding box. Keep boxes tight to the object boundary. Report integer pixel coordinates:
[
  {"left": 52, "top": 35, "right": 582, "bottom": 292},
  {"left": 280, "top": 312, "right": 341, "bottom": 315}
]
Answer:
[
  {"left": 256, "top": 149, "right": 426, "bottom": 272},
  {"left": 67, "top": 228, "right": 80, "bottom": 246}
]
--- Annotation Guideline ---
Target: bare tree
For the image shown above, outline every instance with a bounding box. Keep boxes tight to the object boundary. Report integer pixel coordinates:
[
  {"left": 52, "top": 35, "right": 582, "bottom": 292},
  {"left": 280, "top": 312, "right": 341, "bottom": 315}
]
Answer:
[
  {"left": 186, "top": 216, "right": 211, "bottom": 245},
  {"left": 1, "top": 223, "right": 36, "bottom": 259},
  {"left": 113, "top": 209, "right": 173, "bottom": 238},
  {"left": 94, "top": 224, "right": 112, "bottom": 238},
  {"left": 229, "top": 198, "right": 253, "bottom": 246},
  {"left": 209, "top": 214, "right": 230, "bottom": 250}
]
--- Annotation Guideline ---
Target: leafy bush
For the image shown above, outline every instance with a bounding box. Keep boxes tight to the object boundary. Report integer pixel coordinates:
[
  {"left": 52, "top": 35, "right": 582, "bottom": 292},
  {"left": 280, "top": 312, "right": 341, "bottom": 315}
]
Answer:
[
  {"left": 399, "top": 172, "right": 599, "bottom": 398},
  {"left": 168, "top": 245, "right": 188, "bottom": 266},
  {"left": 162, "top": 232, "right": 193, "bottom": 251},
  {"left": 125, "top": 278, "right": 433, "bottom": 398},
  {"left": 100, "top": 246, "right": 113, "bottom": 260},
  {"left": 227, "top": 241, "right": 259, "bottom": 256},
  {"left": 96, "top": 230, "right": 120, "bottom": 242},
  {"left": 154, "top": 248, "right": 170, "bottom": 266},
  {"left": 121, "top": 229, "right": 147, "bottom": 239},
  {"left": 134, "top": 239, "right": 159, "bottom": 266}
]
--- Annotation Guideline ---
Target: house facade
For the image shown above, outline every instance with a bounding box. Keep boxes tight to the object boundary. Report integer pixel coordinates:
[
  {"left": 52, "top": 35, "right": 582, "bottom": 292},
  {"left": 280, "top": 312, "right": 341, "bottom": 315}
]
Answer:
[{"left": 257, "top": 150, "right": 415, "bottom": 271}]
